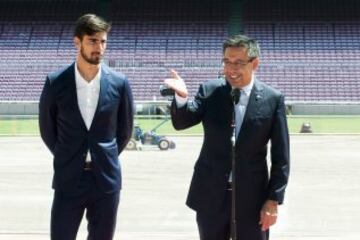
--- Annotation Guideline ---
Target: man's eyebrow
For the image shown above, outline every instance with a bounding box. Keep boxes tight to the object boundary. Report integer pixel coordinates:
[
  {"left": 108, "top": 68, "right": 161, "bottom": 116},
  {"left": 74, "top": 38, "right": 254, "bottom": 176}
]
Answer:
[{"left": 88, "top": 38, "right": 107, "bottom": 42}]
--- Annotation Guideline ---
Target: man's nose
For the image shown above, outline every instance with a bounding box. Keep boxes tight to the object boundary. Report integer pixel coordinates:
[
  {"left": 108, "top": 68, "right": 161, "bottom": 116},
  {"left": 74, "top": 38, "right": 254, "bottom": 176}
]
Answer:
[
  {"left": 226, "top": 68, "right": 238, "bottom": 75},
  {"left": 100, "top": 43, "right": 105, "bottom": 51},
  {"left": 94, "top": 42, "right": 104, "bottom": 52}
]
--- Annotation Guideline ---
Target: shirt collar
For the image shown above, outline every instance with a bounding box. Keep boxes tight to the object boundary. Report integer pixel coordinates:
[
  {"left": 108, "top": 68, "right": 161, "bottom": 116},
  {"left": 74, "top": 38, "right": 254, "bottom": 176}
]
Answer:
[
  {"left": 241, "top": 74, "right": 255, "bottom": 97},
  {"left": 75, "top": 62, "right": 101, "bottom": 88},
  {"left": 232, "top": 74, "right": 254, "bottom": 97}
]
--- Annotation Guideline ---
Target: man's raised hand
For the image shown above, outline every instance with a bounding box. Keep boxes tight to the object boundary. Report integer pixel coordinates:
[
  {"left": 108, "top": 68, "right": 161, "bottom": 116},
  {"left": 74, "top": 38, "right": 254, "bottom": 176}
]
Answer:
[{"left": 164, "top": 69, "right": 188, "bottom": 98}]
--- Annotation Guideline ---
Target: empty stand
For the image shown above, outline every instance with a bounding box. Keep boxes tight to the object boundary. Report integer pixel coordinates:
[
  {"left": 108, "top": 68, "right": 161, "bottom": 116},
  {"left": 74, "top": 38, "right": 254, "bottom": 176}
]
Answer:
[{"left": 0, "top": 0, "right": 359, "bottom": 102}]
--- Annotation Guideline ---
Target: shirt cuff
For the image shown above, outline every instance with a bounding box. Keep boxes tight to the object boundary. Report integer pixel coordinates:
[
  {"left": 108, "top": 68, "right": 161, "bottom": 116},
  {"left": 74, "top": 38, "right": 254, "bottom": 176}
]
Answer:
[{"left": 175, "top": 94, "right": 188, "bottom": 108}]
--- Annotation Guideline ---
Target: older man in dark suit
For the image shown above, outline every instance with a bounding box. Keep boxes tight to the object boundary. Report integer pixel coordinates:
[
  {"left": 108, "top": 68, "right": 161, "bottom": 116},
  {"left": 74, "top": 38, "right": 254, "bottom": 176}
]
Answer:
[
  {"left": 164, "top": 34, "right": 290, "bottom": 240},
  {"left": 39, "top": 14, "right": 133, "bottom": 240}
]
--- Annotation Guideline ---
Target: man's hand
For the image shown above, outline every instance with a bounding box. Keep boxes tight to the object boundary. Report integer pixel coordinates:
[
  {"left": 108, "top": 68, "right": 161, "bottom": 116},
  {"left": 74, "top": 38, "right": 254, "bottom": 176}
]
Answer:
[
  {"left": 164, "top": 69, "right": 188, "bottom": 98},
  {"left": 259, "top": 200, "right": 278, "bottom": 231}
]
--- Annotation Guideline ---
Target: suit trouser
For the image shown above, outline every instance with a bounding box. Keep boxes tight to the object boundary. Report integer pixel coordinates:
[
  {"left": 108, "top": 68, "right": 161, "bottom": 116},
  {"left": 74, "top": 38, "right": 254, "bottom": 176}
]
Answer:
[
  {"left": 51, "top": 170, "right": 120, "bottom": 240},
  {"left": 196, "top": 188, "right": 231, "bottom": 240},
  {"left": 196, "top": 189, "right": 269, "bottom": 240}
]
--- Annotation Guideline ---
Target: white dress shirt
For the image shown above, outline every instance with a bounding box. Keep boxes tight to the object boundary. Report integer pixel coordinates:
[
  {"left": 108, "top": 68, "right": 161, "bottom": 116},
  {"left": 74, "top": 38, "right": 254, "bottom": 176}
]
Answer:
[
  {"left": 229, "top": 76, "right": 254, "bottom": 181},
  {"left": 234, "top": 75, "right": 254, "bottom": 139},
  {"left": 75, "top": 63, "right": 101, "bottom": 162}
]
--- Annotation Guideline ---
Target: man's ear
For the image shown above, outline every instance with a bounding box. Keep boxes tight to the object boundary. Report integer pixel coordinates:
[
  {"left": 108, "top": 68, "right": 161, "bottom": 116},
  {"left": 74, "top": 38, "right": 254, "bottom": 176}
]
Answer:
[
  {"left": 74, "top": 37, "right": 81, "bottom": 50},
  {"left": 252, "top": 57, "right": 260, "bottom": 71}
]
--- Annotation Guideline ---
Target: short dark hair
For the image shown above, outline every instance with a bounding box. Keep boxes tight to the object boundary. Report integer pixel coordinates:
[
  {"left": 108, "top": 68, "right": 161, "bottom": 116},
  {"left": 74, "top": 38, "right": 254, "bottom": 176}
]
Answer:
[
  {"left": 222, "top": 34, "right": 260, "bottom": 59},
  {"left": 74, "top": 14, "right": 111, "bottom": 40}
]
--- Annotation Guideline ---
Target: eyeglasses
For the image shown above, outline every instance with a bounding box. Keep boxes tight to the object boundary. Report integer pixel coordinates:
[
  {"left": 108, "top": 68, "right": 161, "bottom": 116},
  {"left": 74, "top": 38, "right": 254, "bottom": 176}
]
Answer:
[{"left": 222, "top": 58, "right": 254, "bottom": 69}]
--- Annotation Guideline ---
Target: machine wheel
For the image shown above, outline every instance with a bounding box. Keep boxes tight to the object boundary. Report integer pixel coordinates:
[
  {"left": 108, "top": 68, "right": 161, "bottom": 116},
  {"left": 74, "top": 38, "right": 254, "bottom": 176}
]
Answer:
[
  {"left": 126, "top": 139, "right": 137, "bottom": 150},
  {"left": 158, "top": 139, "right": 170, "bottom": 150}
]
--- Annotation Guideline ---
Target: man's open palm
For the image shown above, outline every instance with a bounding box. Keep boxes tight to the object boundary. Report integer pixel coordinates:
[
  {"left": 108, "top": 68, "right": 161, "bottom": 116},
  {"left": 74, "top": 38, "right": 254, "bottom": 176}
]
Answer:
[{"left": 164, "top": 69, "right": 188, "bottom": 98}]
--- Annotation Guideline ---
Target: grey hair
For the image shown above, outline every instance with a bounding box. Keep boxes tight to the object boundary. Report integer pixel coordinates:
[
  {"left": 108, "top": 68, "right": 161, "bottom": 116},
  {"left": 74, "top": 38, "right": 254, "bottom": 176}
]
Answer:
[{"left": 222, "top": 34, "right": 261, "bottom": 59}]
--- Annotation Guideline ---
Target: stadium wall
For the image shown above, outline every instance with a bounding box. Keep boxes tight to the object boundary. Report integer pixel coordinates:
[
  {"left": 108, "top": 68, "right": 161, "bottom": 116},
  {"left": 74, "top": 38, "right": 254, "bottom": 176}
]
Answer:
[
  {"left": 1, "top": 101, "right": 360, "bottom": 116},
  {"left": 0, "top": 101, "right": 38, "bottom": 115},
  {"left": 290, "top": 102, "right": 360, "bottom": 115}
]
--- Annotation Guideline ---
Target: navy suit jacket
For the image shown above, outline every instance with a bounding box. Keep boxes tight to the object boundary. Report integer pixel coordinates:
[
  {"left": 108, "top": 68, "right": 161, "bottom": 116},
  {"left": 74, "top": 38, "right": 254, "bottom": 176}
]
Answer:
[
  {"left": 171, "top": 78, "right": 289, "bottom": 238},
  {"left": 39, "top": 63, "right": 134, "bottom": 194}
]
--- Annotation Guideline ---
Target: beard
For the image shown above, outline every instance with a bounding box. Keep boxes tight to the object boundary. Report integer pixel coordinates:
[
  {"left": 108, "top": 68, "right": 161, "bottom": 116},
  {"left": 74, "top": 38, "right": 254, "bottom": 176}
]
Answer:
[{"left": 80, "top": 46, "right": 102, "bottom": 65}]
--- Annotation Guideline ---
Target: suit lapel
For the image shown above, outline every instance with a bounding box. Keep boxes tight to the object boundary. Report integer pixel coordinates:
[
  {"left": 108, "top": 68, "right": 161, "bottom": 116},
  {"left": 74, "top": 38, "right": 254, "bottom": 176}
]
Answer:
[
  {"left": 237, "top": 80, "right": 264, "bottom": 141},
  {"left": 90, "top": 64, "right": 110, "bottom": 130},
  {"left": 67, "top": 63, "right": 88, "bottom": 131}
]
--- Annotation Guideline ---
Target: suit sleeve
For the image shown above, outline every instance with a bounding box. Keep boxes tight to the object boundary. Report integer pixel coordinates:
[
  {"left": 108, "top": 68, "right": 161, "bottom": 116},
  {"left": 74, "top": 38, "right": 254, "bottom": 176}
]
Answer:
[
  {"left": 171, "top": 84, "right": 206, "bottom": 130},
  {"left": 116, "top": 78, "right": 134, "bottom": 154},
  {"left": 268, "top": 94, "right": 290, "bottom": 204},
  {"left": 39, "top": 77, "right": 57, "bottom": 154}
]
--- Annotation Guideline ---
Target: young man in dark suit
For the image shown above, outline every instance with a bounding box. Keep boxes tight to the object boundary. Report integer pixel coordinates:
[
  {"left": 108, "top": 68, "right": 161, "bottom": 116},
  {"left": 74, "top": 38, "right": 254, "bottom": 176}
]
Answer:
[
  {"left": 164, "top": 34, "right": 290, "bottom": 240},
  {"left": 39, "top": 14, "right": 134, "bottom": 240}
]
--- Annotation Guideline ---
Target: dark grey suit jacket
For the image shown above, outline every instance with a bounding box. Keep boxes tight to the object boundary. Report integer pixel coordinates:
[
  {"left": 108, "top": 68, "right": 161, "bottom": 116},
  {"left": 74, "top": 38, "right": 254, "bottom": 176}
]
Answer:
[
  {"left": 39, "top": 63, "right": 134, "bottom": 193},
  {"left": 171, "top": 78, "right": 290, "bottom": 239}
]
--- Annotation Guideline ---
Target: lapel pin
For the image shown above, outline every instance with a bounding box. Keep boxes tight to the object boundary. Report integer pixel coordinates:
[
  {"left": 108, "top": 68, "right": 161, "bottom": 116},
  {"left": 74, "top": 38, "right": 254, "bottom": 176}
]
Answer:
[{"left": 255, "top": 95, "right": 262, "bottom": 101}]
